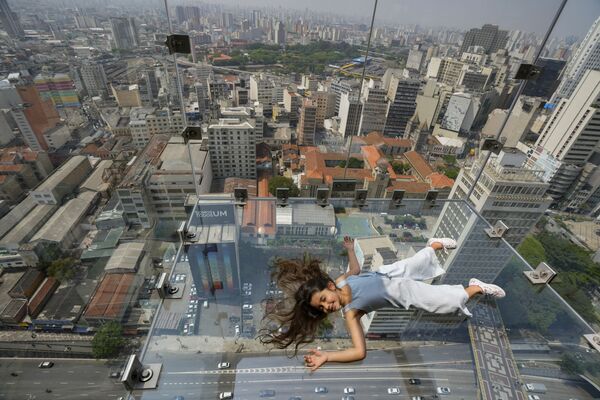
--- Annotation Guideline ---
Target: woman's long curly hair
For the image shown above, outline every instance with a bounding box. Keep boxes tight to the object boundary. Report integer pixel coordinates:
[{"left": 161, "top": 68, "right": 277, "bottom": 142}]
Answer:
[{"left": 258, "top": 255, "right": 333, "bottom": 356}]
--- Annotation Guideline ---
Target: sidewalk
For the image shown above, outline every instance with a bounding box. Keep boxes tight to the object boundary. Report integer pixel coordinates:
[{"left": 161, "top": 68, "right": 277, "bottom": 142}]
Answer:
[
  {"left": 146, "top": 333, "right": 443, "bottom": 355},
  {"left": 0, "top": 331, "right": 92, "bottom": 342}
]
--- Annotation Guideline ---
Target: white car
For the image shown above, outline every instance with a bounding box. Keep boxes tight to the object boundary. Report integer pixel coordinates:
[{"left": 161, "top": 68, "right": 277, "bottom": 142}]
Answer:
[
  {"left": 387, "top": 387, "right": 400, "bottom": 395},
  {"left": 528, "top": 396, "right": 541, "bottom": 400},
  {"left": 218, "top": 392, "right": 233, "bottom": 400},
  {"left": 242, "top": 304, "right": 252, "bottom": 310},
  {"left": 343, "top": 387, "right": 355, "bottom": 394},
  {"left": 217, "top": 362, "right": 230, "bottom": 369},
  {"left": 436, "top": 387, "right": 451, "bottom": 394}
]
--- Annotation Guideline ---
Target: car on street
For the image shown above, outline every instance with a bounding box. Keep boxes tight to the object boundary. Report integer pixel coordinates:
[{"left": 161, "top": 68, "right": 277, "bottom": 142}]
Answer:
[
  {"left": 342, "top": 397, "right": 355, "bottom": 400},
  {"left": 38, "top": 361, "right": 54, "bottom": 368},
  {"left": 259, "top": 389, "right": 276, "bottom": 397},
  {"left": 528, "top": 396, "right": 541, "bottom": 400},
  {"left": 411, "top": 397, "right": 423, "bottom": 400},
  {"left": 343, "top": 387, "right": 355, "bottom": 394},
  {"left": 408, "top": 378, "right": 421, "bottom": 385},
  {"left": 203, "top": 300, "right": 209, "bottom": 308},
  {"left": 218, "top": 392, "right": 233, "bottom": 400},
  {"left": 242, "top": 304, "right": 253, "bottom": 310},
  {"left": 314, "top": 387, "right": 328, "bottom": 393},
  {"left": 217, "top": 362, "right": 230, "bottom": 369},
  {"left": 436, "top": 387, "right": 451, "bottom": 394},
  {"left": 387, "top": 387, "right": 401, "bottom": 394},
  {"left": 110, "top": 371, "right": 121, "bottom": 378}
]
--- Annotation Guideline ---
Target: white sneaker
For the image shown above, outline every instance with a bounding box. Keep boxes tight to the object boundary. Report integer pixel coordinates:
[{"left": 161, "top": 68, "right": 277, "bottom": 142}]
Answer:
[
  {"left": 469, "top": 278, "right": 506, "bottom": 299},
  {"left": 427, "top": 237, "right": 457, "bottom": 251}
]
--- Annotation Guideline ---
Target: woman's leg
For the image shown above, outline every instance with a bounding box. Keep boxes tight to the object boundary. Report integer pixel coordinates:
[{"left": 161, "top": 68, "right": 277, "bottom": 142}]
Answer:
[
  {"left": 377, "top": 246, "right": 445, "bottom": 280},
  {"left": 391, "top": 278, "right": 472, "bottom": 316}
]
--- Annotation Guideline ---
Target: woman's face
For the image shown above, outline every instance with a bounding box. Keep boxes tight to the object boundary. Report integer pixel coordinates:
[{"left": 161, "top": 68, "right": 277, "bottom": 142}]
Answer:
[{"left": 309, "top": 281, "right": 342, "bottom": 314}]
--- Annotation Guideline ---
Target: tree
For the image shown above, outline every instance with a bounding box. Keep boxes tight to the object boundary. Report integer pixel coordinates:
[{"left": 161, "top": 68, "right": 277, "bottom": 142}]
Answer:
[
  {"left": 92, "top": 322, "right": 125, "bottom": 359},
  {"left": 46, "top": 257, "right": 77, "bottom": 282},
  {"left": 268, "top": 176, "right": 299, "bottom": 197},
  {"left": 339, "top": 157, "right": 364, "bottom": 169},
  {"left": 392, "top": 161, "right": 410, "bottom": 174},
  {"left": 560, "top": 354, "right": 584, "bottom": 375}
]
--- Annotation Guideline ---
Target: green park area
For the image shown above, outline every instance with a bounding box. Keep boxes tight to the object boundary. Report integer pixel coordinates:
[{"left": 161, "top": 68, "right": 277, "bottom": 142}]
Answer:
[
  {"left": 212, "top": 41, "right": 361, "bottom": 74},
  {"left": 517, "top": 232, "right": 600, "bottom": 326}
]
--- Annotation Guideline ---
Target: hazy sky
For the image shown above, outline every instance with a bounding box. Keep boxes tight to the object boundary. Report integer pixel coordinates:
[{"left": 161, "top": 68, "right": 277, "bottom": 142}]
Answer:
[{"left": 210, "top": 0, "right": 600, "bottom": 38}]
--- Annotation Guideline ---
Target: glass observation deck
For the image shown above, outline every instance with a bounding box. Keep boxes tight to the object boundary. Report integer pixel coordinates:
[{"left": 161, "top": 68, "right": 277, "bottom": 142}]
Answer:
[{"left": 119, "top": 196, "right": 600, "bottom": 400}]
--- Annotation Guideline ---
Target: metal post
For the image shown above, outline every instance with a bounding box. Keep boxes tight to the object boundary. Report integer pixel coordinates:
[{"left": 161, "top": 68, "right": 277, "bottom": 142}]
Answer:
[
  {"left": 466, "top": 0, "right": 568, "bottom": 199},
  {"left": 163, "top": 0, "right": 201, "bottom": 197},
  {"left": 343, "top": 0, "right": 378, "bottom": 179}
]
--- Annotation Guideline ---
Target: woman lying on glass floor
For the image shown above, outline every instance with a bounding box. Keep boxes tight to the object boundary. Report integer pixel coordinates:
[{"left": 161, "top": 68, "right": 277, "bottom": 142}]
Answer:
[{"left": 259, "top": 236, "right": 505, "bottom": 371}]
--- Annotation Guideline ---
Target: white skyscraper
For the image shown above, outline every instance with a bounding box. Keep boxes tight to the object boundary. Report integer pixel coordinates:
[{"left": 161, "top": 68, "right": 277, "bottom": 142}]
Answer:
[
  {"left": 551, "top": 16, "right": 600, "bottom": 103},
  {"left": 528, "top": 70, "right": 600, "bottom": 201},
  {"left": 207, "top": 118, "right": 258, "bottom": 179}
]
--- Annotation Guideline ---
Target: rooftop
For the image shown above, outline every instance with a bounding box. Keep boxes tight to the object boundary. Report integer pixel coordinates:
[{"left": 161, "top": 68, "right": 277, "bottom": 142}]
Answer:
[
  {"left": 31, "top": 191, "right": 98, "bottom": 244},
  {"left": 104, "top": 242, "right": 145, "bottom": 273}
]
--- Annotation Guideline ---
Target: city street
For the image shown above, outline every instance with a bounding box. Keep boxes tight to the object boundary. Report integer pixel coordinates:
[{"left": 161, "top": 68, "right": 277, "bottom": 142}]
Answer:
[{"left": 0, "top": 358, "right": 126, "bottom": 400}]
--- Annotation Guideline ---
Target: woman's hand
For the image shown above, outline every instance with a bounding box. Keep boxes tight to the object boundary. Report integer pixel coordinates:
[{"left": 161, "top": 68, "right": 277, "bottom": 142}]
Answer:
[
  {"left": 304, "top": 349, "right": 328, "bottom": 371},
  {"left": 342, "top": 236, "right": 354, "bottom": 250}
]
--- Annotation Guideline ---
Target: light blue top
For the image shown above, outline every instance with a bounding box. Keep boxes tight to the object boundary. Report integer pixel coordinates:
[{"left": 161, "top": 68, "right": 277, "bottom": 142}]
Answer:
[{"left": 337, "top": 272, "right": 392, "bottom": 313}]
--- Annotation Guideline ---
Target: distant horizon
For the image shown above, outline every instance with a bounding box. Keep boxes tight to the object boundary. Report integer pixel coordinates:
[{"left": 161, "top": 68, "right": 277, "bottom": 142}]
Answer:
[{"left": 172, "top": 0, "right": 599, "bottom": 39}]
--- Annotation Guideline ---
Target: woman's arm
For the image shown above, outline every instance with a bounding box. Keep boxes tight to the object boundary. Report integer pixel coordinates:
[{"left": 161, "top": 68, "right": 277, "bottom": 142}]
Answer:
[
  {"left": 335, "top": 236, "right": 361, "bottom": 285},
  {"left": 304, "top": 310, "right": 366, "bottom": 371}
]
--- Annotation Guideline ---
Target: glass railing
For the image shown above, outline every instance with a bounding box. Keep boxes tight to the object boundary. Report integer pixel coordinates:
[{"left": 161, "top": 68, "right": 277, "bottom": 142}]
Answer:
[{"left": 120, "top": 197, "right": 600, "bottom": 400}]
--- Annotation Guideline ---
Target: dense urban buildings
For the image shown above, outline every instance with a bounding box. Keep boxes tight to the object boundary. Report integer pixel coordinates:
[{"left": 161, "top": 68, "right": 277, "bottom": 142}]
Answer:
[{"left": 1, "top": 1, "right": 600, "bottom": 399}]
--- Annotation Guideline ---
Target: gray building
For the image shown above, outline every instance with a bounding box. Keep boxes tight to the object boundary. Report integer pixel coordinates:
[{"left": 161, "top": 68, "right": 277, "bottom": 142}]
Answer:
[
  {"left": 460, "top": 24, "right": 508, "bottom": 55},
  {"left": 384, "top": 74, "right": 420, "bottom": 137},
  {"left": 110, "top": 17, "right": 139, "bottom": 50},
  {"left": 30, "top": 155, "right": 92, "bottom": 205}
]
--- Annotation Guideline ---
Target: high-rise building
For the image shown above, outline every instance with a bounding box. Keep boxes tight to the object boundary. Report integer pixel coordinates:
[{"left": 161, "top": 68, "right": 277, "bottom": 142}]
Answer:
[
  {"left": 297, "top": 99, "right": 317, "bottom": 145},
  {"left": 249, "top": 74, "right": 274, "bottom": 115},
  {"left": 420, "top": 150, "right": 550, "bottom": 329},
  {"left": 338, "top": 92, "right": 362, "bottom": 137},
  {"left": 440, "top": 93, "right": 479, "bottom": 134},
  {"left": 551, "top": 17, "right": 600, "bottom": 103},
  {"left": 207, "top": 118, "right": 258, "bottom": 179},
  {"left": 0, "top": 0, "right": 23, "bottom": 38},
  {"left": 384, "top": 74, "right": 420, "bottom": 137},
  {"left": 78, "top": 63, "right": 109, "bottom": 97},
  {"left": 110, "top": 17, "right": 139, "bottom": 50},
  {"left": 313, "top": 91, "right": 335, "bottom": 129},
  {"left": 0, "top": 76, "right": 60, "bottom": 151},
  {"left": 358, "top": 80, "right": 388, "bottom": 135},
  {"left": 527, "top": 70, "right": 600, "bottom": 202},
  {"left": 460, "top": 24, "right": 508, "bottom": 55},
  {"left": 274, "top": 21, "right": 286, "bottom": 45}
]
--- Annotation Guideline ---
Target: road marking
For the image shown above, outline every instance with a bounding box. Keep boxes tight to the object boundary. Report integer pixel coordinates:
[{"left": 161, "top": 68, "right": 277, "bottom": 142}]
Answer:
[
  {"left": 60, "top": 382, "right": 68, "bottom": 385},
  {"left": 33, "top": 382, "right": 41, "bottom": 385},
  {"left": 5, "top": 382, "right": 14, "bottom": 385}
]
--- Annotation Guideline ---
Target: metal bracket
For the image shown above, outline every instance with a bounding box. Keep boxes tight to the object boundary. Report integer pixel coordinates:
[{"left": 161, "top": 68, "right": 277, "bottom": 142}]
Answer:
[
  {"left": 389, "top": 189, "right": 405, "bottom": 209},
  {"left": 156, "top": 272, "right": 185, "bottom": 299},
  {"left": 485, "top": 220, "right": 509, "bottom": 238},
  {"left": 523, "top": 262, "right": 557, "bottom": 284},
  {"left": 120, "top": 354, "right": 162, "bottom": 390},
  {"left": 181, "top": 126, "right": 202, "bottom": 144},
  {"left": 316, "top": 187, "right": 330, "bottom": 208},
  {"left": 584, "top": 334, "right": 600, "bottom": 352},
  {"left": 234, "top": 187, "right": 248, "bottom": 206},
  {"left": 353, "top": 189, "right": 368, "bottom": 208},
  {"left": 424, "top": 190, "right": 438, "bottom": 208},
  {"left": 276, "top": 187, "right": 289, "bottom": 207},
  {"left": 514, "top": 64, "right": 543, "bottom": 80},
  {"left": 481, "top": 138, "right": 504, "bottom": 154},
  {"left": 165, "top": 34, "right": 191, "bottom": 54}
]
